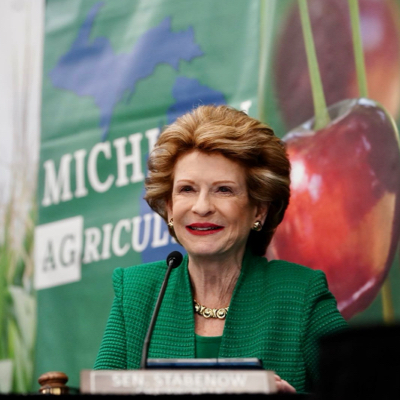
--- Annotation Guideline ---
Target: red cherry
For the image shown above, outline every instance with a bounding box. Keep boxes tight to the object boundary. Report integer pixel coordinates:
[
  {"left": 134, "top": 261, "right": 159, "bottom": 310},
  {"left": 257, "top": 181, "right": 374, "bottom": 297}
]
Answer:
[
  {"left": 267, "top": 99, "right": 400, "bottom": 320},
  {"left": 273, "top": 0, "right": 400, "bottom": 130}
]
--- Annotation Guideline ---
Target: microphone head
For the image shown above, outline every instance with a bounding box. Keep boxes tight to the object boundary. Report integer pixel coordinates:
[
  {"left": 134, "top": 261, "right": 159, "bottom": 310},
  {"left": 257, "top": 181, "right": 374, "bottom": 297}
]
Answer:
[{"left": 166, "top": 251, "right": 183, "bottom": 268}]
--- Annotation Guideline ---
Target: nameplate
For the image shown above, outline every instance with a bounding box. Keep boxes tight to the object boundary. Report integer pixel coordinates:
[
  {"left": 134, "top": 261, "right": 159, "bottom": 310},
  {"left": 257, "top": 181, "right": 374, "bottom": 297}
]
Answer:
[{"left": 80, "top": 369, "right": 277, "bottom": 395}]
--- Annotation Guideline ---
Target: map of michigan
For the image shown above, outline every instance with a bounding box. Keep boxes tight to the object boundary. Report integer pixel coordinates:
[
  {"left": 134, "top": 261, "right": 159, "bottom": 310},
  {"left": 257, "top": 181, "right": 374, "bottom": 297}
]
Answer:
[{"left": 49, "top": 2, "right": 204, "bottom": 141}]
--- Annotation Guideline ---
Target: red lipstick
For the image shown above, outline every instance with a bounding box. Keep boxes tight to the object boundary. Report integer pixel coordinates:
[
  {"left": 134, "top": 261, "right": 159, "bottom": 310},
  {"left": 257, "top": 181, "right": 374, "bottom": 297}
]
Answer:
[{"left": 186, "top": 223, "right": 224, "bottom": 236}]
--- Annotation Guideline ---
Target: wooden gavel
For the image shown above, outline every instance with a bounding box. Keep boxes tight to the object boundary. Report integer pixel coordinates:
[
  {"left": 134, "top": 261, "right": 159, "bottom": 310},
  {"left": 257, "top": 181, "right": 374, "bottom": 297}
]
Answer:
[{"left": 38, "top": 371, "right": 70, "bottom": 395}]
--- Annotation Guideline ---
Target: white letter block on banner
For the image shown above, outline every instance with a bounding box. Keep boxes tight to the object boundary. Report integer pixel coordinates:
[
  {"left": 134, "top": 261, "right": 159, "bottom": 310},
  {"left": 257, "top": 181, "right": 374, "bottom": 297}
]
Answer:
[{"left": 34, "top": 216, "right": 83, "bottom": 290}]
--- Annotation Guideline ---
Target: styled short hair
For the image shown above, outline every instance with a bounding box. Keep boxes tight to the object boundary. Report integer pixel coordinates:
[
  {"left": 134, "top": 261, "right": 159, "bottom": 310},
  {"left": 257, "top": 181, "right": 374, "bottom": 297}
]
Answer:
[{"left": 144, "top": 105, "right": 291, "bottom": 256}]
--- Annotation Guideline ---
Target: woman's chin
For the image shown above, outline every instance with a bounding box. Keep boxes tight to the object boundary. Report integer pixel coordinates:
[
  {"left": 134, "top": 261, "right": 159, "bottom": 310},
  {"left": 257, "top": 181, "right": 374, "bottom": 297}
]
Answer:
[
  {"left": 186, "top": 247, "right": 221, "bottom": 259},
  {"left": 179, "top": 235, "right": 221, "bottom": 256},
  {"left": 185, "top": 244, "right": 229, "bottom": 261},
  {"left": 185, "top": 244, "right": 246, "bottom": 263}
]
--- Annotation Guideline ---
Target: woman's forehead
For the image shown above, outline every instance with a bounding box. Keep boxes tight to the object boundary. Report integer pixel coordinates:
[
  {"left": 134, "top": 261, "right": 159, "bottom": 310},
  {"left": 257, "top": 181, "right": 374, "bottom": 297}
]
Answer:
[{"left": 173, "top": 151, "right": 247, "bottom": 183}]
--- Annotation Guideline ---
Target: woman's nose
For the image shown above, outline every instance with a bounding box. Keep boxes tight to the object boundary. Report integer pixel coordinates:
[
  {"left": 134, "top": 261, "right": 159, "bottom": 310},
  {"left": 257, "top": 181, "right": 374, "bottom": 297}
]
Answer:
[{"left": 191, "top": 192, "right": 214, "bottom": 216}]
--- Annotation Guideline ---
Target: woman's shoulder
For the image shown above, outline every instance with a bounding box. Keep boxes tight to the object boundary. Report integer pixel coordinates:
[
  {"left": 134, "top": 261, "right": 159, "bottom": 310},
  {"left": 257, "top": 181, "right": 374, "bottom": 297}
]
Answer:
[
  {"left": 248, "top": 253, "right": 327, "bottom": 286},
  {"left": 112, "top": 259, "right": 170, "bottom": 288},
  {"left": 117, "top": 258, "right": 168, "bottom": 274},
  {"left": 246, "top": 257, "right": 337, "bottom": 308},
  {"left": 267, "top": 258, "right": 324, "bottom": 277}
]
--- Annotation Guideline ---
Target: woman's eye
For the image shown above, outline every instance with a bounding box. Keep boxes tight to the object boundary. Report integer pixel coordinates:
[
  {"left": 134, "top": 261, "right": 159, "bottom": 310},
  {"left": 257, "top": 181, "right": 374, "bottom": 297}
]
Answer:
[
  {"left": 180, "top": 186, "right": 193, "bottom": 193},
  {"left": 218, "top": 186, "right": 232, "bottom": 193}
]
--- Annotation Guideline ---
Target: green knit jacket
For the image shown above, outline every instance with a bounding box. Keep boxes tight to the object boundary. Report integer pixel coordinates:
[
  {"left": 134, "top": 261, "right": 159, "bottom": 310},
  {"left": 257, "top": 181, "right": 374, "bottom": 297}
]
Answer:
[{"left": 94, "top": 249, "right": 348, "bottom": 393}]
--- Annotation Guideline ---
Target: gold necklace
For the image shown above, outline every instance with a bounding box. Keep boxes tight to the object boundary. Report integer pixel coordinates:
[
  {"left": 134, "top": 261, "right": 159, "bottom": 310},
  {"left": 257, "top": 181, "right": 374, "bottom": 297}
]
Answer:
[{"left": 193, "top": 299, "right": 229, "bottom": 319}]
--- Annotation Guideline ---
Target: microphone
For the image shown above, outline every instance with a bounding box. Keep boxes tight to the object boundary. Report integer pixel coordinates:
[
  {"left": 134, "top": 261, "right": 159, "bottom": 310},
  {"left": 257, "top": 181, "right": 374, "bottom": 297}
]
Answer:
[
  {"left": 166, "top": 251, "right": 183, "bottom": 268},
  {"left": 140, "top": 251, "right": 183, "bottom": 369}
]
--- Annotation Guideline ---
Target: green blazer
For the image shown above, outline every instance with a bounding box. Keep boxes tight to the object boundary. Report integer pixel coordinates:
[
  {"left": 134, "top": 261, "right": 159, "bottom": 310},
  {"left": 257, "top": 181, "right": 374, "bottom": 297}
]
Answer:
[{"left": 94, "top": 249, "right": 347, "bottom": 393}]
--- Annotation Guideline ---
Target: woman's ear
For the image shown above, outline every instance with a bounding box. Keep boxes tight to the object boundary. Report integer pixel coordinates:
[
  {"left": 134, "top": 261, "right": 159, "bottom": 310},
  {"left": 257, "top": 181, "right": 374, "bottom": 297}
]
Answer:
[
  {"left": 256, "top": 203, "right": 269, "bottom": 225},
  {"left": 166, "top": 200, "right": 173, "bottom": 220}
]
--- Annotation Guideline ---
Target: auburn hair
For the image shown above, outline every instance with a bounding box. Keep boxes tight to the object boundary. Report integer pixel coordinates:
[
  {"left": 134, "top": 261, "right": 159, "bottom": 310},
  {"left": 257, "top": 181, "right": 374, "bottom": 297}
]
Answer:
[{"left": 144, "top": 105, "right": 291, "bottom": 255}]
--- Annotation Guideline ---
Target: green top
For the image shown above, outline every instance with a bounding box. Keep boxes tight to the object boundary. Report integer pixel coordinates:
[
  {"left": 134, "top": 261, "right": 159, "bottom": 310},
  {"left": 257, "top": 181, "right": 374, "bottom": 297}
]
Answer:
[
  {"left": 195, "top": 334, "right": 222, "bottom": 358},
  {"left": 94, "top": 249, "right": 348, "bottom": 393}
]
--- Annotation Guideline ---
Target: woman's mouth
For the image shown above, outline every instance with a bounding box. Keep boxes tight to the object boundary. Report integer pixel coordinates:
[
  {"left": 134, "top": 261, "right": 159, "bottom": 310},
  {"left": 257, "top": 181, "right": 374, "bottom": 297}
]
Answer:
[{"left": 186, "top": 223, "right": 224, "bottom": 235}]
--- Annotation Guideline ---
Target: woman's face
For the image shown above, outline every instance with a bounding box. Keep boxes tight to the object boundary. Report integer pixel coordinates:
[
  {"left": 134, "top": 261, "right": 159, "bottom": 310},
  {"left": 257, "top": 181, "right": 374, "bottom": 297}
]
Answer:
[{"left": 167, "top": 150, "right": 267, "bottom": 262}]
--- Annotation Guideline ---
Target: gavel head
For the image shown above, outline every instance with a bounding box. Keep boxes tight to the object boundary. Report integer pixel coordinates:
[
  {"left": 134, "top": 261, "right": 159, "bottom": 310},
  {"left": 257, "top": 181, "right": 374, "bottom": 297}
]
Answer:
[{"left": 38, "top": 371, "right": 69, "bottom": 395}]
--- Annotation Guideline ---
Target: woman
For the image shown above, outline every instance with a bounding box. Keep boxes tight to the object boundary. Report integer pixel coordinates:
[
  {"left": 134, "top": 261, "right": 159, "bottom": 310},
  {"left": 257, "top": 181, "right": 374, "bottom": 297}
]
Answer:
[{"left": 94, "top": 105, "right": 348, "bottom": 393}]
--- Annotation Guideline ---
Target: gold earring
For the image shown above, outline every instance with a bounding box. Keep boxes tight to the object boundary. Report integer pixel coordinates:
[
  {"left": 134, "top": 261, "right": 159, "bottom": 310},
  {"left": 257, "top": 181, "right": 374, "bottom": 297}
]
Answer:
[
  {"left": 167, "top": 218, "right": 174, "bottom": 228},
  {"left": 252, "top": 221, "right": 262, "bottom": 231}
]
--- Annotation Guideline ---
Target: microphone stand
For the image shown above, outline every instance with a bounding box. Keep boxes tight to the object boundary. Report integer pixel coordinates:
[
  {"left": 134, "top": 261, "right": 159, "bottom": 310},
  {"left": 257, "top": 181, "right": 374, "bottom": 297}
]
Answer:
[{"left": 140, "top": 252, "right": 182, "bottom": 369}]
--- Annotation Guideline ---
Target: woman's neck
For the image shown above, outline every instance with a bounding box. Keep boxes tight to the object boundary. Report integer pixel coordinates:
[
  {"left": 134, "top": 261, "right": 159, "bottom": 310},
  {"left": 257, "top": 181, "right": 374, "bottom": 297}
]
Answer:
[{"left": 188, "top": 251, "right": 244, "bottom": 307}]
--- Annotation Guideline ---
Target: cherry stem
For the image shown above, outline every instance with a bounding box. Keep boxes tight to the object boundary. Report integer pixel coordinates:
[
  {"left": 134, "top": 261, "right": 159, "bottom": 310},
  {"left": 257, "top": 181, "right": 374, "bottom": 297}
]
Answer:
[
  {"left": 348, "top": 0, "right": 368, "bottom": 98},
  {"left": 258, "top": 0, "right": 277, "bottom": 123},
  {"left": 298, "top": 0, "right": 330, "bottom": 130},
  {"left": 381, "top": 278, "right": 395, "bottom": 324}
]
